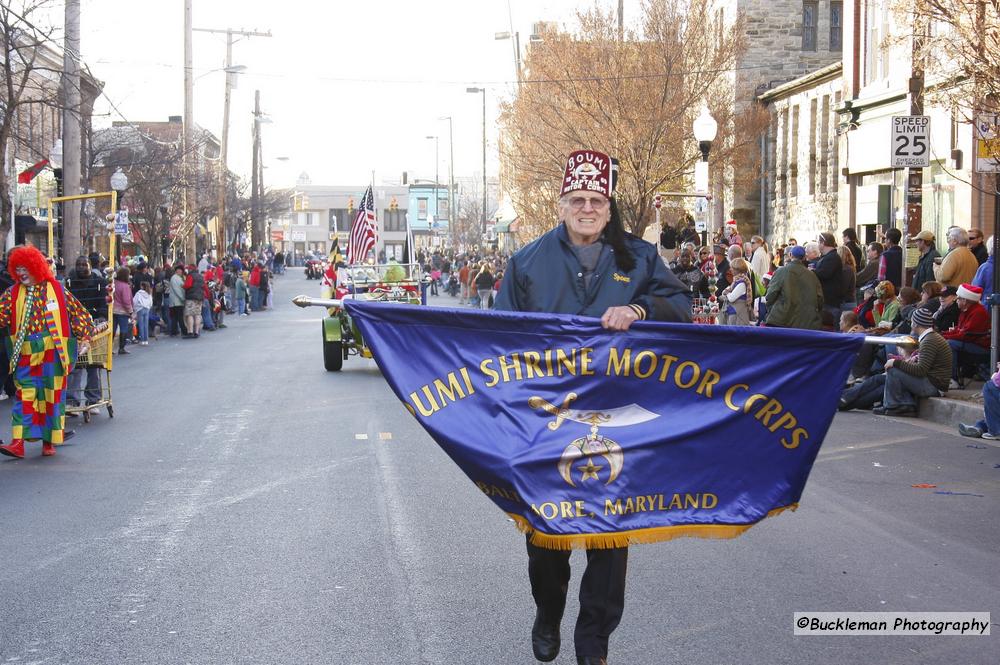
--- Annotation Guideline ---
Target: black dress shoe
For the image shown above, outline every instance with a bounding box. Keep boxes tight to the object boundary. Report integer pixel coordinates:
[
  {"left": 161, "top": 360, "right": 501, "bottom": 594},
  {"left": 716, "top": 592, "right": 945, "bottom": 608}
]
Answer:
[
  {"left": 62, "top": 430, "right": 75, "bottom": 441},
  {"left": 874, "top": 405, "right": 916, "bottom": 417},
  {"left": 577, "top": 657, "right": 608, "bottom": 665},
  {"left": 531, "top": 613, "right": 560, "bottom": 662}
]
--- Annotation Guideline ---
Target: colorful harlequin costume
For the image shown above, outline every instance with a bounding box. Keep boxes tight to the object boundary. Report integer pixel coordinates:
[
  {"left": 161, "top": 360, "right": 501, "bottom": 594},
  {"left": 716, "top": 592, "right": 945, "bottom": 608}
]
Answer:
[{"left": 0, "top": 246, "right": 95, "bottom": 459}]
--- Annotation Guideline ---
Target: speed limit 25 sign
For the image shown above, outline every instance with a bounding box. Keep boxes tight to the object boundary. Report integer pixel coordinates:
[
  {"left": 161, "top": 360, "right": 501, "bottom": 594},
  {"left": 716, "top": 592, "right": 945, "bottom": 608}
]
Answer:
[{"left": 891, "top": 116, "right": 930, "bottom": 168}]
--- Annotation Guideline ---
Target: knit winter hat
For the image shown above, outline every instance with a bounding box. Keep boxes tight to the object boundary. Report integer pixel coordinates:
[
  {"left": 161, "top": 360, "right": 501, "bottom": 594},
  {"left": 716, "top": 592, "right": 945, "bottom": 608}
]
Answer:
[{"left": 910, "top": 307, "right": 935, "bottom": 329}]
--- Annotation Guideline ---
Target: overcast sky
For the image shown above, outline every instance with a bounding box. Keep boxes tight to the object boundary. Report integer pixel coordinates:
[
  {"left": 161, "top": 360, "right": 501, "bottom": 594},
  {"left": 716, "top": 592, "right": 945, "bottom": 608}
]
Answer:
[{"left": 61, "top": 0, "right": 644, "bottom": 191}]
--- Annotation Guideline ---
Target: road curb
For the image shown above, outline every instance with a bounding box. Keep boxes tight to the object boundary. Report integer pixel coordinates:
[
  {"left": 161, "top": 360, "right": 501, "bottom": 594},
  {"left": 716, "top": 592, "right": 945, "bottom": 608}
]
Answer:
[{"left": 919, "top": 395, "right": 982, "bottom": 429}]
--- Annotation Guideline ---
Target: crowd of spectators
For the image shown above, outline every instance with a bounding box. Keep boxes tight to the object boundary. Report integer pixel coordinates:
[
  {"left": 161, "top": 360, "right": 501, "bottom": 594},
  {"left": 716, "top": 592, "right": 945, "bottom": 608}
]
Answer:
[{"left": 656, "top": 215, "right": 997, "bottom": 420}]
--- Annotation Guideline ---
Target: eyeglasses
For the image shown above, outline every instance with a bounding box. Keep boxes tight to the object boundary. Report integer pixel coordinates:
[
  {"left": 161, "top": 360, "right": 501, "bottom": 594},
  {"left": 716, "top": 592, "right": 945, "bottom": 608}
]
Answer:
[{"left": 566, "top": 196, "right": 609, "bottom": 211}]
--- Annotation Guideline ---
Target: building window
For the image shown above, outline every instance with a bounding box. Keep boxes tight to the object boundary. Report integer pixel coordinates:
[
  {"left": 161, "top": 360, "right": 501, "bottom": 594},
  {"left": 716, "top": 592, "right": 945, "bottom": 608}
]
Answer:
[
  {"left": 384, "top": 242, "right": 404, "bottom": 261},
  {"left": 802, "top": 1, "right": 818, "bottom": 51},
  {"left": 830, "top": 1, "right": 843, "bottom": 51},
  {"left": 791, "top": 105, "right": 799, "bottom": 199},
  {"left": 417, "top": 198, "right": 428, "bottom": 220},
  {"left": 439, "top": 198, "right": 449, "bottom": 220},
  {"left": 779, "top": 108, "right": 789, "bottom": 200},
  {"left": 809, "top": 98, "right": 818, "bottom": 197},
  {"left": 820, "top": 95, "right": 830, "bottom": 194},
  {"left": 383, "top": 209, "right": 406, "bottom": 232}
]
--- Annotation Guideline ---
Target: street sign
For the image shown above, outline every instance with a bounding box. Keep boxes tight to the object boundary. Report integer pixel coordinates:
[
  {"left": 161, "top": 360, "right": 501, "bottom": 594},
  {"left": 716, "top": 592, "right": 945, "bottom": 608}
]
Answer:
[
  {"left": 694, "top": 197, "right": 708, "bottom": 214},
  {"left": 891, "top": 116, "right": 930, "bottom": 168},
  {"left": 291, "top": 230, "right": 306, "bottom": 242},
  {"left": 114, "top": 209, "right": 129, "bottom": 235},
  {"left": 694, "top": 161, "right": 709, "bottom": 194},
  {"left": 975, "top": 113, "right": 1000, "bottom": 173}
]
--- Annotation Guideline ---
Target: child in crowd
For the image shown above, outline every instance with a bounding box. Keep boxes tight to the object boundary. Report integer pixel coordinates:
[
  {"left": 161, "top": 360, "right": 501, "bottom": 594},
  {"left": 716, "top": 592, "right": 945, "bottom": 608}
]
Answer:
[{"left": 133, "top": 281, "right": 153, "bottom": 346}]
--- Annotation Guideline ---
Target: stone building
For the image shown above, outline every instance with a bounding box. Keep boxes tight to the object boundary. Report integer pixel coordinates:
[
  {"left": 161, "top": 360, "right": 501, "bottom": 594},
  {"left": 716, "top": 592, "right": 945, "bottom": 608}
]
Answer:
[
  {"left": 758, "top": 63, "right": 843, "bottom": 244},
  {"left": 715, "top": 0, "right": 844, "bottom": 238}
]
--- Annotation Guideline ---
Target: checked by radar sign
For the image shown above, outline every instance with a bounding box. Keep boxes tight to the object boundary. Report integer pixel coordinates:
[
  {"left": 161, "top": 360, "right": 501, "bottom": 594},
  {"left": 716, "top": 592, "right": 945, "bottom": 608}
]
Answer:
[{"left": 891, "top": 116, "right": 930, "bottom": 168}]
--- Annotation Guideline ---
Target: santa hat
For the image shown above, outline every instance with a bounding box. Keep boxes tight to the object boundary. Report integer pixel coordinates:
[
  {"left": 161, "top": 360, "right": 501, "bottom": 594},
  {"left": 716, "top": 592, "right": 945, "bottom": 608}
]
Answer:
[
  {"left": 725, "top": 219, "right": 738, "bottom": 228},
  {"left": 560, "top": 149, "right": 615, "bottom": 198},
  {"left": 956, "top": 283, "right": 983, "bottom": 302}
]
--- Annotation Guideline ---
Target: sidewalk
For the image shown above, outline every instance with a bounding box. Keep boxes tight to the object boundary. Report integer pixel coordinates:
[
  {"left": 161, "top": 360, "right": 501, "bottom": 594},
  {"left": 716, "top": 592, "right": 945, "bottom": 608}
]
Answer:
[{"left": 919, "top": 381, "right": 984, "bottom": 429}]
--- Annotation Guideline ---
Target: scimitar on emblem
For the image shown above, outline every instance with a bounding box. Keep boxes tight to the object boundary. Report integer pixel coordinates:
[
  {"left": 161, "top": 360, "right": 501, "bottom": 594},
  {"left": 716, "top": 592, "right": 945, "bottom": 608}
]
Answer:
[{"left": 529, "top": 394, "right": 659, "bottom": 487}]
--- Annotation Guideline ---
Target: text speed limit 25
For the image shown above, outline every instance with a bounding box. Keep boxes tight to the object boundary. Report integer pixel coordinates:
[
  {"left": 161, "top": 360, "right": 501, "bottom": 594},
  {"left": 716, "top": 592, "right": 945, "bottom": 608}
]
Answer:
[{"left": 891, "top": 116, "right": 930, "bottom": 168}]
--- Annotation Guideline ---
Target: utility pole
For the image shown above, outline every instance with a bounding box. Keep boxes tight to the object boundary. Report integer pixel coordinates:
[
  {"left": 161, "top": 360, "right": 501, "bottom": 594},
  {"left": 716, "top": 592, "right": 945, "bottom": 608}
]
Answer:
[
  {"left": 183, "top": 0, "right": 194, "bottom": 263},
  {"left": 62, "top": 0, "right": 81, "bottom": 264},
  {"left": 618, "top": 0, "right": 624, "bottom": 40},
  {"left": 448, "top": 118, "right": 455, "bottom": 235},
  {"left": 192, "top": 27, "right": 270, "bottom": 258},
  {"left": 251, "top": 89, "right": 261, "bottom": 250},
  {"left": 480, "top": 91, "right": 487, "bottom": 237}
]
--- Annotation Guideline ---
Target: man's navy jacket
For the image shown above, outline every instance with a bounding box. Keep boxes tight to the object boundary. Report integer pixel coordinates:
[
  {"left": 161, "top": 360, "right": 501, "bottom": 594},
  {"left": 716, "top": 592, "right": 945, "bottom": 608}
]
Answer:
[{"left": 494, "top": 223, "right": 692, "bottom": 322}]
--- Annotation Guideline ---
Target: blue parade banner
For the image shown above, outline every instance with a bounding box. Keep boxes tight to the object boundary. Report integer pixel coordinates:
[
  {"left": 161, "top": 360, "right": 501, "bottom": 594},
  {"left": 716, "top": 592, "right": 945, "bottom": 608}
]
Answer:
[{"left": 346, "top": 300, "right": 864, "bottom": 550}]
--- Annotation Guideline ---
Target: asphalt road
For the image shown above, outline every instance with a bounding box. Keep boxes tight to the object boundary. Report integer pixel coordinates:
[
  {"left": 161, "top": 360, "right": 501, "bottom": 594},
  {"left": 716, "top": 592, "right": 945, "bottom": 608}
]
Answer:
[{"left": 0, "top": 269, "right": 997, "bottom": 664}]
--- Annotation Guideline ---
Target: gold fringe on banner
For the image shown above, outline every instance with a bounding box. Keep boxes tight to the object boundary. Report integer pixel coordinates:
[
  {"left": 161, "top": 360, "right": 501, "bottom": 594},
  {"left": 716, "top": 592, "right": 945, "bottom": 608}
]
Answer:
[{"left": 508, "top": 504, "right": 799, "bottom": 551}]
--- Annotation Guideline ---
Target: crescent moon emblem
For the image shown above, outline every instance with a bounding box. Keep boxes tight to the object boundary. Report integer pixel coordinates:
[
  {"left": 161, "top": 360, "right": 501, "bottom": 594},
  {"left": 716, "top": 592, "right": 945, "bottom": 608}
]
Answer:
[{"left": 558, "top": 442, "right": 584, "bottom": 487}]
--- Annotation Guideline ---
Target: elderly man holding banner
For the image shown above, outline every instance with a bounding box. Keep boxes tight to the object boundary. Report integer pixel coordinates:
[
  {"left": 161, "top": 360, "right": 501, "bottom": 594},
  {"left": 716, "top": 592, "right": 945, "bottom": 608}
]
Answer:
[
  {"left": 494, "top": 149, "right": 692, "bottom": 665},
  {"left": 335, "top": 151, "right": 865, "bottom": 665}
]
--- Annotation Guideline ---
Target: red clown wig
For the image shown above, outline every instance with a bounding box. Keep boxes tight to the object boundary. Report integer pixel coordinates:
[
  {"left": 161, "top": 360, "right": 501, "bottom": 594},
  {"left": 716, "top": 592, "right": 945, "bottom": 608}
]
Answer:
[{"left": 7, "top": 245, "right": 54, "bottom": 284}]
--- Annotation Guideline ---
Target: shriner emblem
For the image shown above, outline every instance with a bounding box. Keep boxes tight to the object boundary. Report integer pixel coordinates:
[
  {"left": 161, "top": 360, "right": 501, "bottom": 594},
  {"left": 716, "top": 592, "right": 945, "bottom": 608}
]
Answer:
[{"left": 529, "top": 393, "right": 659, "bottom": 487}]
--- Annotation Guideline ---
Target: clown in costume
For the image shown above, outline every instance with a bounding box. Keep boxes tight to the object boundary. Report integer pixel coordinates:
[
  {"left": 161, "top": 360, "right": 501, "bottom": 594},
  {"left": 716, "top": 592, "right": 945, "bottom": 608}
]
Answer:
[{"left": 0, "top": 246, "right": 95, "bottom": 459}]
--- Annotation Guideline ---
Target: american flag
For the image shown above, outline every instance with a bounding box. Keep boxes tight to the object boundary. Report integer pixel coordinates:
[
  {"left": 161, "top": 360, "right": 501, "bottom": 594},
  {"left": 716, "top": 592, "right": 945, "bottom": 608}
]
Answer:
[{"left": 347, "top": 186, "right": 378, "bottom": 264}]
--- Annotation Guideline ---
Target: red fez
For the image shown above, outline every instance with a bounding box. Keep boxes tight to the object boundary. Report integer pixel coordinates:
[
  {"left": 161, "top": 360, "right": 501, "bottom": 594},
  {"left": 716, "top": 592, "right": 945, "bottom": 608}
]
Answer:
[{"left": 560, "top": 149, "right": 615, "bottom": 198}]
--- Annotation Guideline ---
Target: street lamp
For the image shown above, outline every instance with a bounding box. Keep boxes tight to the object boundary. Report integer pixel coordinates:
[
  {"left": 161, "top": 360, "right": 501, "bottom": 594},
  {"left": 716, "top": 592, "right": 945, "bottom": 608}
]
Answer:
[
  {"left": 692, "top": 106, "right": 717, "bottom": 247},
  {"left": 494, "top": 31, "right": 522, "bottom": 87},
  {"left": 438, "top": 116, "right": 455, "bottom": 237},
  {"left": 693, "top": 106, "right": 718, "bottom": 161},
  {"left": 426, "top": 135, "right": 439, "bottom": 231},
  {"left": 466, "top": 87, "right": 487, "bottom": 238},
  {"left": 110, "top": 167, "right": 128, "bottom": 263}
]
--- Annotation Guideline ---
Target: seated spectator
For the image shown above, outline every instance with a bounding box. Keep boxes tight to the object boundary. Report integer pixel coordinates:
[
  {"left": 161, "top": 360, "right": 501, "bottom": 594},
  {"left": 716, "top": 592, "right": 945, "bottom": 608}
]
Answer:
[
  {"left": 891, "top": 286, "right": 922, "bottom": 335},
  {"left": 942, "top": 283, "right": 990, "bottom": 388},
  {"left": 840, "top": 310, "right": 864, "bottom": 334},
  {"left": 842, "top": 333, "right": 918, "bottom": 411},
  {"left": 855, "top": 286, "right": 877, "bottom": 328},
  {"left": 933, "top": 285, "right": 960, "bottom": 331},
  {"left": 871, "top": 280, "right": 900, "bottom": 331},
  {"left": 958, "top": 363, "right": 1000, "bottom": 440},
  {"left": 919, "top": 280, "right": 944, "bottom": 313},
  {"left": 874, "top": 307, "right": 952, "bottom": 416}
]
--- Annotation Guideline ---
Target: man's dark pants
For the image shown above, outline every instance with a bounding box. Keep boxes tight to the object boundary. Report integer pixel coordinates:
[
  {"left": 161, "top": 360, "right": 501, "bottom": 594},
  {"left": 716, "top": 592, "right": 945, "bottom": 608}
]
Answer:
[
  {"left": 527, "top": 537, "right": 628, "bottom": 659},
  {"left": 169, "top": 305, "right": 187, "bottom": 335}
]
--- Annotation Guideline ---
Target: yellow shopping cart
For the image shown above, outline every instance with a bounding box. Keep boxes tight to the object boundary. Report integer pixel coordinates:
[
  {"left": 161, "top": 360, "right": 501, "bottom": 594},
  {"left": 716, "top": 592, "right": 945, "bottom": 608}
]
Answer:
[{"left": 65, "top": 323, "right": 114, "bottom": 423}]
